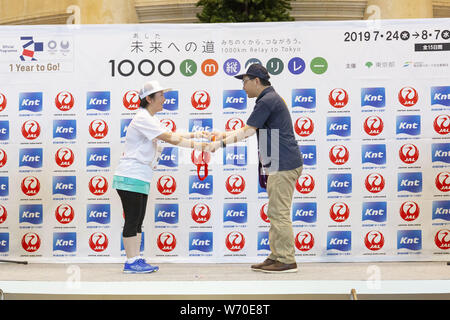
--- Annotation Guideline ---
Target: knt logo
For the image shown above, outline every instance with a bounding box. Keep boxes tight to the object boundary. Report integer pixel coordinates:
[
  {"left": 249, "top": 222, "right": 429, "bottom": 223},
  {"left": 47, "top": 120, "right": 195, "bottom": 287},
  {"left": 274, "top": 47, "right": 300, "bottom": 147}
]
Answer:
[
  {"left": 299, "top": 145, "right": 316, "bottom": 166},
  {"left": 327, "top": 116, "right": 351, "bottom": 137},
  {"left": 292, "top": 202, "right": 317, "bottom": 223},
  {"left": 362, "top": 202, "right": 387, "bottom": 223},
  {"left": 87, "top": 204, "right": 111, "bottom": 225},
  {"left": 0, "top": 233, "right": 8, "bottom": 252},
  {"left": 362, "top": 144, "right": 386, "bottom": 165},
  {"left": 19, "top": 148, "right": 42, "bottom": 168},
  {"left": 19, "top": 92, "right": 42, "bottom": 112},
  {"left": 121, "top": 118, "right": 132, "bottom": 138},
  {"left": 431, "top": 86, "right": 450, "bottom": 107},
  {"left": 163, "top": 91, "right": 178, "bottom": 111},
  {"left": 53, "top": 232, "right": 77, "bottom": 253},
  {"left": 432, "top": 200, "right": 450, "bottom": 221},
  {"left": 397, "top": 230, "right": 421, "bottom": 251},
  {"left": 159, "top": 147, "right": 178, "bottom": 168},
  {"left": 189, "top": 175, "right": 213, "bottom": 196},
  {"left": 432, "top": 143, "right": 450, "bottom": 164},
  {"left": 19, "top": 204, "right": 43, "bottom": 224},
  {"left": 361, "top": 87, "right": 385, "bottom": 108},
  {"left": 155, "top": 203, "right": 179, "bottom": 224},
  {"left": 292, "top": 89, "right": 316, "bottom": 109},
  {"left": 223, "top": 146, "right": 247, "bottom": 167},
  {"left": 396, "top": 115, "right": 421, "bottom": 136},
  {"left": 86, "top": 91, "right": 110, "bottom": 111},
  {"left": 0, "top": 177, "right": 8, "bottom": 197},
  {"left": 189, "top": 232, "right": 213, "bottom": 252},
  {"left": 327, "top": 231, "right": 351, "bottom": 251},
  {"left": 223, "top": 203, "right": 247, "bottom": 224},
  {"left": 398, "top": 172, "right": 422, "bottom": 193},
  {"left": 189, "top": 118, "right": 212, "bottom": 132},
  {"left": 257, "top": 231, "right": 270, "bottom": 251},
  {"left": 223, "top": 90, "right": 247, "bottom": 110},
  {"left": 86, "top": 147, "right": 110, "bottom": 168},
  {"left": 53, "top": 176, "right": 76, "bottom": 196},
  {"left": 53, "top": 119, "right": 76, "bottom": 140},
  {"left": 0, "top": 121, "right": 9, "bottom": 140},
  {"left": 327, "top": 173, "right": 352, "bottom": 194}
]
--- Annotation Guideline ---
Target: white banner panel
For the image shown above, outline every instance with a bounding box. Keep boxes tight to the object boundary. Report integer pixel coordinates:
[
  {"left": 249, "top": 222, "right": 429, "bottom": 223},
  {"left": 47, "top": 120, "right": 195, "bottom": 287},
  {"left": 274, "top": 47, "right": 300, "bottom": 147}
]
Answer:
[{"left": 0, "top": 19, "right": 449, "bottom": 263}]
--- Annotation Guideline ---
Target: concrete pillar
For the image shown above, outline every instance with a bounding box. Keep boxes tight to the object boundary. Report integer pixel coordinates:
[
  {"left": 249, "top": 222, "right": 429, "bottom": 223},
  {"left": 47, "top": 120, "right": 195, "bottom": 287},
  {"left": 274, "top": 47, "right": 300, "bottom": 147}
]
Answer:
[
  {"left": 74, "top": 0, "right": 138, "bottom": 24},
  {"left": 364, "top": 0, "right": 433, "bottom": 19}
]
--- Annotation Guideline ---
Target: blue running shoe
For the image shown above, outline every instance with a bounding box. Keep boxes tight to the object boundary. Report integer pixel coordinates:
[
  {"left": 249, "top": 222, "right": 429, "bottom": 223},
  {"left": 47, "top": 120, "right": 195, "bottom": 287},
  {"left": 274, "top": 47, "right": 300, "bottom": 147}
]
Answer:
[
  {"left": 123, "top": 259, "right": 155, "bottom": 274},
  {"left": 138, "top": 258, "right": 159, "bottom": 273}
]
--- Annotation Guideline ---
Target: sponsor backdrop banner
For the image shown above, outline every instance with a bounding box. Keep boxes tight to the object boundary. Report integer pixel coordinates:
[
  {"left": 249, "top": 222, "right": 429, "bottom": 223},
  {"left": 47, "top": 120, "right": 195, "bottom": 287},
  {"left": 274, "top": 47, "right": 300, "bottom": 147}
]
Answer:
[{"left": 0, "top": 19, "right": 449, "bottom": 263}]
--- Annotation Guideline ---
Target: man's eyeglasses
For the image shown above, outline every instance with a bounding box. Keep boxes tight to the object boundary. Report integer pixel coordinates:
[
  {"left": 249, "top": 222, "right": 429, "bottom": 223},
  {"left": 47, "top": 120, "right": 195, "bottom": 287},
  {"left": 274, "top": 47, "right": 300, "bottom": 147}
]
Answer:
[{"left": 242, "top": 77, "right": 255, "bottom": 84}]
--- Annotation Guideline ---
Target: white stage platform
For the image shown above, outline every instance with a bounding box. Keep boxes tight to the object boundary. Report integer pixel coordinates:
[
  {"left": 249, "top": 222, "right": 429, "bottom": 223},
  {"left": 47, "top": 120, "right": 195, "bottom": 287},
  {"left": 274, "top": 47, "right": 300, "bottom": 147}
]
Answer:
[{"left": 0, "top": 261, "right": 449, "bottom": 300}]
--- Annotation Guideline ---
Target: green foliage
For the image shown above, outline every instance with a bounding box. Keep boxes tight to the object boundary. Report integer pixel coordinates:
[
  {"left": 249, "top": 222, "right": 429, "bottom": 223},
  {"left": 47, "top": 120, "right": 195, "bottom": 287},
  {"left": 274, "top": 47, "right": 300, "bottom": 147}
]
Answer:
[{"left": 196, "top": 0, "right": 294, "bottom": 23}]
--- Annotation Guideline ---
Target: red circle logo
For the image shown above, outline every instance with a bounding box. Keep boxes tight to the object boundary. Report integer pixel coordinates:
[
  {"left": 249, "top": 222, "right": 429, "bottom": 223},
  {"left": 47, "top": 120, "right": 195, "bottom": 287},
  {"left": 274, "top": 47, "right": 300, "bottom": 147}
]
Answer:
[
  {"left": 329, "top": 145, "right": 349, "bottom": 165},
  {"left": 89, "top": 232, "right": 109, "bottom": 252},
  {"left": 225, "top": 118, "right": 245, "bottom": 131},
  {"left": 399, "top": 144, "right": 419, "bottom": 164},
  {"left": 365, "top": 173, "right": 385, "bottom": 193},
  {"left": 294, "top": 117, "right": 314, "bottom": 137},
  {"left": 123, "top": 90, "right": 140, "bottom": 111},
  {"left": 21, "top": 232, "right": 41, "bottom": 252},
  {"left": 0, "top": 93, "right": 7, "bottom": 112},
  {"left": 225, "top": 231, "right": 245, "bottom": 252},
  {"left": 0, "top": 205, "right": 7, "bottom": 224},
  {"left": 21, "top": 120, "right": 41, "bottom": 140},
  {"left": 435, "top": 172, "right": 450, "bottom": 192},
  {"left": 259, "top": 203, "right": 270, "bottom": 223},
  {"left": 21, "top": 176, "right": 40, "bottom": 196},
  {"left": 160, "top": 119, "right": 176, "bottom": 132},
  {"left": 191, "top": 90, "right": 211, "bottom": 110},
  {"left": 329, "top": 202, "right": 350, "bottom": 222},
  {"left": 191, "top": 203, "right": 211, "bottom": 224},
  {"left": 296, "top": 174, "right": 315, "bottom": 194},
  {"left": 0, "top": 148, "right": 7, "bottom": 168},
  {"left": 55, "top": 147, "right": 74, "bottom": 168},
  {"left": 295, "top": 231, "right": 314, "bottom": 252},
  {"left": 55, "top": 91, "right": 74, "bottom": 111},
  {"left": 55, "top": 204, "right": 75, "bottom": 224},
  {"left": 225, "top": 174, "right": 246, "bottom": 195},
  {"left": 364, "top": 231, "right": 384, "bottom": 251},
  {"left": 433, "top": 114, "right": 450, "bottom": 135},
  {"left": 329, "top": 88, "right": 348, "bottom": 108},
  {"left": 398, "top": 87, "right": 418, "bottom": 107},
  {"left": 157, "top": 175, "right": 177, "bottom": 195},
  {"left": 435, "top": 229, "right": 450, "bottom": 250},
  {"left": 157, "top": 232, "right": 177, "bottom": 252},
  {"left": 89, "top": 119, "right": 108, "bottom": 139},
  {"left": 399, "top": 201, "right": 420, "bottom": 221},
  {"left": 88, "top": 176, "right": 108, "bottom": 195},
  {"left": 363, "top": 116, "right": 384, "bottom": 136}
]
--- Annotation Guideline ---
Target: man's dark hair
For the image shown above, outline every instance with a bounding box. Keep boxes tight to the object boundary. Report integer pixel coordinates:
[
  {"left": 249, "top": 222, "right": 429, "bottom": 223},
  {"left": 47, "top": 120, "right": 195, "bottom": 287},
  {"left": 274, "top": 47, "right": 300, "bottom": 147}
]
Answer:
[
  {"left": 139, "top": 92, "right": 156, "bottom": 108},
  {"left": 259, "top": 78, "right": 271, "bottom": 86}
]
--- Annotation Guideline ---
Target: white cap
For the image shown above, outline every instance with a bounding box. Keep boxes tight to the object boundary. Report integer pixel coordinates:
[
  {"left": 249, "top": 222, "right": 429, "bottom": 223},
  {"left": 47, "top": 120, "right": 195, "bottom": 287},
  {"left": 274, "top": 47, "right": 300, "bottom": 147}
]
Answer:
[{"left": 139, "top": 80, "right": 172, "bottom": 99}]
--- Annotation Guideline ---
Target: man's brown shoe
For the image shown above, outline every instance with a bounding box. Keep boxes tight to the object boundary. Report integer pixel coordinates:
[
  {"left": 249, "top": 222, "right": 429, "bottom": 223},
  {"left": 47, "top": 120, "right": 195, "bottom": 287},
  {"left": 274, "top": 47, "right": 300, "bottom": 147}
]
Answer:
[
  {"left": 251, "top": 258, "right": 276, "bottom": 271},
  {"left": 260, "top": 261, "right": 298, "bottom": 273}
]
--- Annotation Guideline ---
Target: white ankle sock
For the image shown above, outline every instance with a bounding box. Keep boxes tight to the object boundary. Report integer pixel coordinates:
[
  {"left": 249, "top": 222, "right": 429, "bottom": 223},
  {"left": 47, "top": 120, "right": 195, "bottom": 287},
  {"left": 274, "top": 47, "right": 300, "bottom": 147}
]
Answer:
[{"left": 126, "top": 256, "right": 140, "bottom": 264}]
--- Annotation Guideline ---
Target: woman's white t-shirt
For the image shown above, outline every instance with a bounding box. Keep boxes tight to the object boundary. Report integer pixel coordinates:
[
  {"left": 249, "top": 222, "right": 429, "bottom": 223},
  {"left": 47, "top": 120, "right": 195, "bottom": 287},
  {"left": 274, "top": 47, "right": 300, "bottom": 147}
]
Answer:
[{"left": 114, "top": 108, "right": 168, "bottom": 183}]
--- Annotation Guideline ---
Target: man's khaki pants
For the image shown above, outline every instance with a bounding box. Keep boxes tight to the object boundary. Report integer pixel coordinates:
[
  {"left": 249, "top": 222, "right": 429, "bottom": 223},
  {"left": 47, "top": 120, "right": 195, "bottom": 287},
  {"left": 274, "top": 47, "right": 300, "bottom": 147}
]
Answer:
[{"left": 266, "top": 166, "right": 302, "bottom": 264}]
